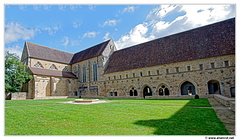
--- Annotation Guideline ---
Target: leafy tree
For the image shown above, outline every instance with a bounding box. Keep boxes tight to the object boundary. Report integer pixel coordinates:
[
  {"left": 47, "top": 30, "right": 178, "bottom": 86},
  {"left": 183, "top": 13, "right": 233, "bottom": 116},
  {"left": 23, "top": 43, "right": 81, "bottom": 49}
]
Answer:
[{"left": 5, "top": 51, "right": 32, "bottom": 93}]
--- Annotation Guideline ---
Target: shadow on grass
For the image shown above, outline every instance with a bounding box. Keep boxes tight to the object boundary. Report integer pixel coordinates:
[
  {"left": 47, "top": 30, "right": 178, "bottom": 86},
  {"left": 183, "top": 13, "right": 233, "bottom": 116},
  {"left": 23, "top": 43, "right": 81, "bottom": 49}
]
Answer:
[{"left": 133, "top": 99, "right": 229, "bottom": 135}]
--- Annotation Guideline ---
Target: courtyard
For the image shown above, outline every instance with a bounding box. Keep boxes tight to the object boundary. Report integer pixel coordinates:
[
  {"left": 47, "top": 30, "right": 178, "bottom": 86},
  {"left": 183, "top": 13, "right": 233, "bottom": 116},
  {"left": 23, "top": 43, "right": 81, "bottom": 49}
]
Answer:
[{"left": 5, "top": 98, "right": 232, "bottom": 135}]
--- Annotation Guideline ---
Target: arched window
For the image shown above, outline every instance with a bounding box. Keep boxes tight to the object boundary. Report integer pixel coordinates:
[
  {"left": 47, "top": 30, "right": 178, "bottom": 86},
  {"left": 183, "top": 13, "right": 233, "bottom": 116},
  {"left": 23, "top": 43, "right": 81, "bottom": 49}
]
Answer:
[
  {"left": 62, "top": 66, "right": 68, "bottom": 72},
  {"left": 49, "top": 64, "right": 57, "bottom": 70},
  {"left": 82, "top": 65, "right": 86, "bottom": 83},
  {"left": 34, "top": 62, "right": 44, "bottom": 68},
  {"left": 129, "top": 87, "right": 138, "bottom": 96},
  {"left": 92, "top": 62, "right": 98, "bottom": 81},
  {"left": 159, "top": 84, "right": 170, "bottom": 96}
]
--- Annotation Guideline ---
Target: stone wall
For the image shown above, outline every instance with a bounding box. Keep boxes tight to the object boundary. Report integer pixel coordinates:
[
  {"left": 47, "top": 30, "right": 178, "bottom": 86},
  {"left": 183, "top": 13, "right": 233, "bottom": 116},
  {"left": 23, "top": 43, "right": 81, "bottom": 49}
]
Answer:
[
  {"left": 10, "top": 92, "right": 27, "bottom": 100},
  {"left": 96, "top": 54, "right": 235, "bottom": 99},
  {"left": 30, "top": 58, "right": 70, "bottom": 71}
]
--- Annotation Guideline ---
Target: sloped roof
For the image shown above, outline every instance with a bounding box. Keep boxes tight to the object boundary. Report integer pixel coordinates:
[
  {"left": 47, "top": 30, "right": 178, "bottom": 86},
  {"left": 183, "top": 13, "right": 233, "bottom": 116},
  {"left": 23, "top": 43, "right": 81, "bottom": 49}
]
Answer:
[
  {"left": 70, "top": 39, "right": 111, "bottom": 64},
  {"left": 28, "top": 67, "right": 77, "bottom": 79},
  {"left": 26, "top": 42, "right": 74, "bottom": 64},
  {"left": 104, "top": 18, "right": 235, "bottom": 74}
]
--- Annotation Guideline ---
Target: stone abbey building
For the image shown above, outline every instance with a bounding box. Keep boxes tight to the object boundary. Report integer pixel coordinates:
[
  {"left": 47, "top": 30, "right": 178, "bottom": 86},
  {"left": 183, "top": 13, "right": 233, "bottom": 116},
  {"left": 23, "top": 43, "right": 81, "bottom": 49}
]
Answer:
[{"left": 21, "top": 18, "right": 235, "bottom": 99}]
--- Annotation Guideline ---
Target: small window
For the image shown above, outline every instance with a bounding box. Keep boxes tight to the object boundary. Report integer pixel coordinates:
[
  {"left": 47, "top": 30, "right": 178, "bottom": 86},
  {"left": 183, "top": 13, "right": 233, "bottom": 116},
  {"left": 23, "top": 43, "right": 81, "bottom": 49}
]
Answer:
[
  {"left": 187, "top": 66, "right": 191, "bottom": 71},
  {"left": 210, "top": 62, "right": 215, "bottom": 68},
  {"left": 109, "top": 92, "right": 113, "bottom": 96},
  {"left": 114, "top": 92, "right": 118, "bottom": 96},
  {"left": 133, "top": 73, "right": 135, "bottom": 77},
  {"left": 176, "top": 67, "right": 179, "bottom": 73},
  {"left": 224, "top": 61, "right": 229, "bottom": 67},
  {"left": 119, "top": 75, "right": 122, "bottom": 79},
  {"left": 148, "top": 71, "right": 151, "bottom": 76},
  {"left": 157, "top": 70, "right": 160, "bottom": 75},
  {"left": 126, "top": 74, "right": 128, "bottom": 78},
  {"left": 114, "top": 76, "right": 116, "bottom": 80},
  {"left": 140, "top": 72, "right": 143, "bottom": 76},
  {"left": 199, "top": 64, "right": 203, "bottom": 70},
  {"left": 166, "top": 69, "right": 169, "bottom": 74},
  {"left": 108, "top": 77, "right": 111, "bottom": 80}
]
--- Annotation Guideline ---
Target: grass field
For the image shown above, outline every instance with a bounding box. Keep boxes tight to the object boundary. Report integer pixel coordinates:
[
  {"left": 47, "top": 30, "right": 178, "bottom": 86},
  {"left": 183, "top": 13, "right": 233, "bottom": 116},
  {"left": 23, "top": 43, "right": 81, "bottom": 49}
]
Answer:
[{"left": 5, "top": 98, "right": 229, "bottom": 135}]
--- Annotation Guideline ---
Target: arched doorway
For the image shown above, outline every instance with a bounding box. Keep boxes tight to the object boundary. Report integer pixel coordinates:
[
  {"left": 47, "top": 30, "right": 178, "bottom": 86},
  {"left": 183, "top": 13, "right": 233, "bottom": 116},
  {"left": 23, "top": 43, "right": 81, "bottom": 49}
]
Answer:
[
  {"left": 208, "top": 80, "right": 221, "bottom": 94},
  {"left": 181, "top": 81, "right": 196, "bottom": 95},
  {"left": 143, "top": 86, "right": 152, "bottom": 99}
]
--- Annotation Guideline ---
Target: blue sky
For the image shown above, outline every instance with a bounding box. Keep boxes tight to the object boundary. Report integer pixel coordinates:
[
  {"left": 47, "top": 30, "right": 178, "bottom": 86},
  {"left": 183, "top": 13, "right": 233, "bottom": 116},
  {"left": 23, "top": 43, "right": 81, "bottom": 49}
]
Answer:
[{"left": 5, "top": 5, "right": 235, "bottom": 58}]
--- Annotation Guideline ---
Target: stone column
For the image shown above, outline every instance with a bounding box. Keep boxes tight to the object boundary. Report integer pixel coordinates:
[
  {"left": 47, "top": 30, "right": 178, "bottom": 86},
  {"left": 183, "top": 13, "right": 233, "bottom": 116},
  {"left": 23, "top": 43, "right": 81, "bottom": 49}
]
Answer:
[{"left": 50, "top": 77, "right": 56, "bottom": 96}]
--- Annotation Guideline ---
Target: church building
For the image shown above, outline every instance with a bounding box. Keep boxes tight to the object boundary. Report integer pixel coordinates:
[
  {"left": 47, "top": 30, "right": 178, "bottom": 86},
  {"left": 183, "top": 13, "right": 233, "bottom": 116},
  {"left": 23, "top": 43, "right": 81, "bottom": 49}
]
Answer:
[{"left": 21, "top": 18, "right": 235, "bottom": 99}]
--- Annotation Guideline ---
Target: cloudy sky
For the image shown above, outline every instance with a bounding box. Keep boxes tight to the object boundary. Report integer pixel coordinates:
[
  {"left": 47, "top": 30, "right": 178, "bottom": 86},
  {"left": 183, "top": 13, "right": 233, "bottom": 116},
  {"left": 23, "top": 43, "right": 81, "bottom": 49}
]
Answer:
[{"left": 4, "top": 4, "right": 235, "bottom": 58}]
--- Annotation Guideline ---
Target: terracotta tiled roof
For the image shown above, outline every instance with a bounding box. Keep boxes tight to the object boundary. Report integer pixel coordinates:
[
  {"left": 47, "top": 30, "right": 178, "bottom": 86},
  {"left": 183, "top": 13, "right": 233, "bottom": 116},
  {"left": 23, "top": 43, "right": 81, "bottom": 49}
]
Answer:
[
  {"left": 28, "top": 67, "right": 77, "bottom": 79},
  {"left": 70, "top": 39, "right": 111, "bottom": 64},
  {"left": 26, "top": 42, "right": 74, "bottom": 64},
  {"left": 104, "top": 18, "right": 235, "bottom": 74}
]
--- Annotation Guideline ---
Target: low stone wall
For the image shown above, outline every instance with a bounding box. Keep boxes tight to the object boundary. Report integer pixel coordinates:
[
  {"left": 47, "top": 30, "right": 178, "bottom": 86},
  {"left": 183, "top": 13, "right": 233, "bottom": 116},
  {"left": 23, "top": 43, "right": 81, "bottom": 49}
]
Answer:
[
  {"left": 230, "top": 102, "right": 235, "bottom": 112},
  {"left": 10, "top": 92, "right": 27, "bottom": 100},
  {"left": 34, "top": 96, "right": 68, "bottom": 100},
  {"left": 145, "top": 94, "right": 214, "bottom": 99},
  {"left": 214, "top": 94, "right": 235, "bottom": 107}
]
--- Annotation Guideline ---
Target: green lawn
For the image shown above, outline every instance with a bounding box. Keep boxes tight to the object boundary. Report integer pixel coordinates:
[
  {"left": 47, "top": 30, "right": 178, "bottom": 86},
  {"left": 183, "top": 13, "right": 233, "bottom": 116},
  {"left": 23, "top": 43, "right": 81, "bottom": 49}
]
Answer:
[{"left": 5, "top": 98, "right": 229, "bottom": 135}]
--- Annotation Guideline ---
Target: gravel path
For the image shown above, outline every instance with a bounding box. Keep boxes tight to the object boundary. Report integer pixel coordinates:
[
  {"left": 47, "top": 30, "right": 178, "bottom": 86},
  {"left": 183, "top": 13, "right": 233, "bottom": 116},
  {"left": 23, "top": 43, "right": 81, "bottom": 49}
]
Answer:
[{"left": 208, "top": 98, "right": 235, "bottom": 135}]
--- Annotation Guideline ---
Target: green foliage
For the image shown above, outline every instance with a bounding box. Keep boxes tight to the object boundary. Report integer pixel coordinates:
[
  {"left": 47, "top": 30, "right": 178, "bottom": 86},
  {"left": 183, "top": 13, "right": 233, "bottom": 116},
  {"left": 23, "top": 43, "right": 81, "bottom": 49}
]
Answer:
[
  {"left": 5, "top": 99, "right": 229, "bottom": 135},
  {"left": 5, "top": 51, "right": 32, "bottom": 93}
]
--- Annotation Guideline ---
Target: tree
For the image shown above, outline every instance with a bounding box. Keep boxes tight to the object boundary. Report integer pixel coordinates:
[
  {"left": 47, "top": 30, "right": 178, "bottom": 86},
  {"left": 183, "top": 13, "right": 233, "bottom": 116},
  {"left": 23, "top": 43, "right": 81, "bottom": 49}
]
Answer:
[{"left": 5, "top": 51, "right": 32, "bottom": 94}]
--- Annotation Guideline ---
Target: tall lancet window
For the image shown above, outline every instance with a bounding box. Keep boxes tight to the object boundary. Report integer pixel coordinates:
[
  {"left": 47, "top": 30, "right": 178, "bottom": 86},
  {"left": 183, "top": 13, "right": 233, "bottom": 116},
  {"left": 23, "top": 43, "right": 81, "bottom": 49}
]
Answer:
[
  {"left": 49, "top": 64, "right": 57, "bottom": 70},
  {"left": 34, "top": 62, "right": 44, "bottom": 68},
  {"left": 82, "top": 65, "right": 86, "bottom": 83},
  {"left": 92, "top": 62, "right": 98, "bottom": 81}
]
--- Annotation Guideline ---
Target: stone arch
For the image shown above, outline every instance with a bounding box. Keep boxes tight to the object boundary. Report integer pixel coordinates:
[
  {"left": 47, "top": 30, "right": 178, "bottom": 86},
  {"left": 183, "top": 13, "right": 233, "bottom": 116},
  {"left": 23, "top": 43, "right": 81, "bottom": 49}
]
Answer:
[
  {"left": 157, "top": 83, "right": 170, "bottom": 96},
  {"left": 207, "top": 80, "right": 221, "bottom": 94},
  {"left": 142, "top": 85, "right": 152, "bottom": 99},
  {"left": 128, "top": 85, "right": 138, "bottom": 96},
  {"left": 180, "top": 81, "right": 196, "bottom": 95}
]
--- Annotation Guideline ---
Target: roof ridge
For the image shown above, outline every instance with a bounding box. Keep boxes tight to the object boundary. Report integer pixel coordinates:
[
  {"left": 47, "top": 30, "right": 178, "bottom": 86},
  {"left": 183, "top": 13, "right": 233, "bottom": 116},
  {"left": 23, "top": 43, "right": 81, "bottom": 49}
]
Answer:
[
  {"left": 26, "top": 42, "right": 74, "bottom": 55},
  {"left": 74, "top": 39, "right": 111, "bottom": 55}
]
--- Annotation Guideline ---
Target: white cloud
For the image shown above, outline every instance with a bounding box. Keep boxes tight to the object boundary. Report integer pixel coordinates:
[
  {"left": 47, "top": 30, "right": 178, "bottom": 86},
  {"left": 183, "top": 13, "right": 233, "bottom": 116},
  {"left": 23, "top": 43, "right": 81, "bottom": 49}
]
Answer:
[
  {"left": 72, "top": 21, "right": 81, "bottom": 28},
  {"left": 83, "top": 31, "right": 97, "bottom": 38},
  {"left": 61, "top": 36, "right": 69, "bottom": 46},
  {"left": 103, "top": 19, "right": 119, "bottom": 27},
  {"left": 122, "top": 6, "right": 137, "bottom": 13},
  {"left": 5, "top": 23, "right": 35, "bottom": 44},
  {"left": 19, "top": 5, "right": 27, "bottom": 10},
  {"left": 61, "top": 36, "right": 81, "bottom": 47},
  {"left": 103, "top": 32, "right": 110, "bottom": 40},
  {"left": 116, "top": 23, "right": 150, "bottom": 49},
  {"left": 40, "top": 25, "right": 61, "bottom": 35},
  {"left": 58, "top": 5, "right": 67, "bottom": 10},
  {"left": 33, "top": 5, "right": 41, "bottom": 10},
  {"left": 116, "top": 5, "right": 235, "bottom": 50},
  {"left": 5, "top": 45, "right": 23, "bottom": 58},
  {"left": 88, "top": 5, "right": 96, "bottom": 10},
  {"left": 146, "top": 5, "right": 178, "bottom": 20}
]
